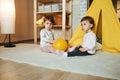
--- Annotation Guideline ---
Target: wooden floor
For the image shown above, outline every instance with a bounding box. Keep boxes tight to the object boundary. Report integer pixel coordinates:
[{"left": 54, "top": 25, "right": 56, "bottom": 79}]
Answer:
[{"left": 0, "top": 59, "right": 113, "bottom": 80}]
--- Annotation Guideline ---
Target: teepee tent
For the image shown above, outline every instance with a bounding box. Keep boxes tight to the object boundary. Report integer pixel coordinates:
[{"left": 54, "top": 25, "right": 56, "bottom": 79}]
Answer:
[{"left": 69, "top": 0, "right": 120, "bottom": 53}]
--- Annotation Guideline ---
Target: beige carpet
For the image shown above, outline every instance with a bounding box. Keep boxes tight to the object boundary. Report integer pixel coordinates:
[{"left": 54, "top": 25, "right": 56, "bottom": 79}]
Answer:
[{"left": 0, "top": 44, "right": 120, "bottom": 80}]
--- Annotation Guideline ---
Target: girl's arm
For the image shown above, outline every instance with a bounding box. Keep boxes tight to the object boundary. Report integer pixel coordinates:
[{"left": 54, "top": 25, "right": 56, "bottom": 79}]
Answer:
[
  {"left": 46, "top": 31, "right": 55, "bottom": 44},
  {"left": 46, "top": 40, "right": 55, "bottom": 44}
]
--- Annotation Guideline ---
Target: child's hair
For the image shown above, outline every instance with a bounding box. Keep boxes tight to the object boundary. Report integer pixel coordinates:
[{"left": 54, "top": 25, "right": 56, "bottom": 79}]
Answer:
[
  {"left": 44, "top": 15, "right": 54, "bottom": 24},
  {"left": 80, "top": 16, "right": 95, "bottom": 29}
]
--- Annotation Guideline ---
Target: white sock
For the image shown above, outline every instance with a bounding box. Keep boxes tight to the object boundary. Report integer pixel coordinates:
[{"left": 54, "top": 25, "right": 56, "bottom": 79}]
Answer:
[
  {"left": 55, "top": 50, "right": 67, "bottom": 57},
  {"left": 62, "top": 52, "right": 67, "bottom": 57},
  {"left": 55, "top": 50, "right": 64, "bottom": 55}
]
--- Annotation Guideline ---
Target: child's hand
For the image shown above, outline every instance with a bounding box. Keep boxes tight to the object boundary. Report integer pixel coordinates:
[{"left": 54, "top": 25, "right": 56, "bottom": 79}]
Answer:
[
  {"left": 51, "top": 40, "right": 56, "bottom": 44},
  {"left": 76, "top": 44, "right": 81, "bottom": 48},
  {"left": 79, "top": 48, "right": 87, "bottom": 52},
  {"left": 47, "top": 40, "right": 55, "bottom": 44},
  {"left": 51, "top": 40, "right": 56, "bottom": 43},
  {"left": 52, "top": 40, "right": 56, "bottom": 43}
]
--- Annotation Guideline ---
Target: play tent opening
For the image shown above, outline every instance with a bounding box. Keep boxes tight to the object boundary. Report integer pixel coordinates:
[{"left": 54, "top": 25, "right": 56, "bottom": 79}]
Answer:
[{"left": 69, "top": 0, "right": 120, "bottom": 53}]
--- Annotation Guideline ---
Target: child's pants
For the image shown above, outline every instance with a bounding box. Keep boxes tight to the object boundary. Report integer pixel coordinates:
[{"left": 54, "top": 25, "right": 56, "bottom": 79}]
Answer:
[{"left": 67, "top": 47, "right": 93, "bottom": 57}]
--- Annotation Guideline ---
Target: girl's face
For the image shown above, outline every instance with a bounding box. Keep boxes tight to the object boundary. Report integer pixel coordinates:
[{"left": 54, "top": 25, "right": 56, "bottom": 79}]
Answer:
[
  {"left": 81, "top": 20, "right": 93, "bottom": 32},
  {"left": 44, "top": 20, "right": 53, "bottom": 30}
]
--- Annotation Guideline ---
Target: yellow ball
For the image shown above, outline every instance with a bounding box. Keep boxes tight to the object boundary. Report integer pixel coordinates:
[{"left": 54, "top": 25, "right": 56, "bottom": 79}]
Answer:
[{"left": 53, "top": 38, "right": 68, "bottom": 51}]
